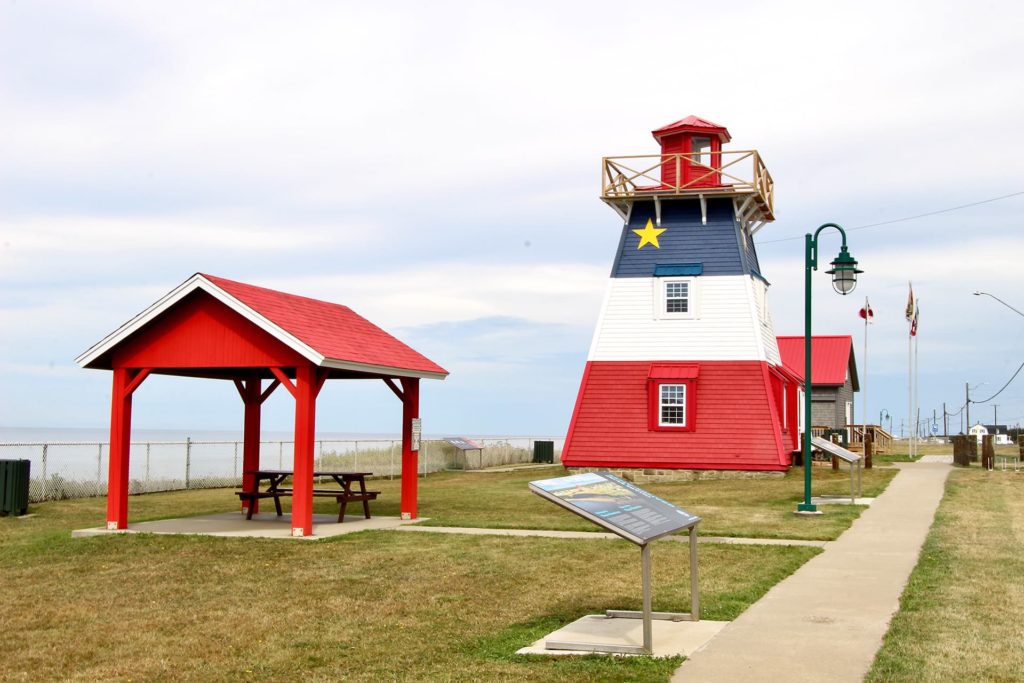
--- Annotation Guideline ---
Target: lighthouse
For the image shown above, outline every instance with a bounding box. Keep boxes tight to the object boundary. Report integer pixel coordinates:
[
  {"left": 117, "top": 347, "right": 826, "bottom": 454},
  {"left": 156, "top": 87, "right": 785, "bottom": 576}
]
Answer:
[{"left": 562, "top": 117, "right": 801, "bottom": 478}]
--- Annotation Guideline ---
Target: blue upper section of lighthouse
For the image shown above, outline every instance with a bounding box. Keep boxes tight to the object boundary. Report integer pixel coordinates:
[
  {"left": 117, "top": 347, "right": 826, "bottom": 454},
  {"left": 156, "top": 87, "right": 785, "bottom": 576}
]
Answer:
[{"left": 611, "top": 198, "right": 761, "bottom": 278}]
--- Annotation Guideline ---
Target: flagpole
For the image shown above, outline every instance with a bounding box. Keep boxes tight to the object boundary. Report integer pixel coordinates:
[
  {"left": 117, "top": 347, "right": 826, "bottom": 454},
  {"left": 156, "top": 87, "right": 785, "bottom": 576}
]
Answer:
[
  {"left": 908, "top": 326, "right": 913, "bottom": 454},
  {"left": 907, "top": 282, "right": 914, "bottom": 456},
  {"left": 862, "top": 296, "right": 869, "bottom": 466},
  {"left": 917, "top": 303, "right": 925, "bottom": 448}
]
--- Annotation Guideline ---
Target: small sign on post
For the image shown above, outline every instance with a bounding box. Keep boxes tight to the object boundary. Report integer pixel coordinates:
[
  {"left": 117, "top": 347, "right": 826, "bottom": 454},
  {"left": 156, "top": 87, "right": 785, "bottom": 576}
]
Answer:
[
  {"left": 811, "top": 436, "right": 862, "bottom": 503},
  {"left": 410, "top": 418, "right": 421, "bottom": 452},
  {"left": 529, "top": 472, "right": 701, "bottom": 655}
]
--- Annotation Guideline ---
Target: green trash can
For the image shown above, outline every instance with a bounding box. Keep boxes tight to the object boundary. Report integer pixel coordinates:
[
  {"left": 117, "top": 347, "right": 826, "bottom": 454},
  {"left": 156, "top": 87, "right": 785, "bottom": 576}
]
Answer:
[
  {"left": 533, "top": 441, "right": 554, "bottom": 464},
  {"left": 1, "top": 459, "right": 30, "bottom": 516}
]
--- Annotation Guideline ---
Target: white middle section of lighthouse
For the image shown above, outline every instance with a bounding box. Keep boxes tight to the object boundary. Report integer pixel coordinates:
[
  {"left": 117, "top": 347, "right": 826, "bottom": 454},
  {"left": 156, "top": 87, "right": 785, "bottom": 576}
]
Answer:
[{"left": 586, "top": 275, "right": 782, "bottom": 364}]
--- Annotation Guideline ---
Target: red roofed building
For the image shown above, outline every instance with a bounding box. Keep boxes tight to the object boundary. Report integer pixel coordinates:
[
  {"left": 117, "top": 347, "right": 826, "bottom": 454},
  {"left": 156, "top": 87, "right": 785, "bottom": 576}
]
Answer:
[
  {"left": 777, "top": 335, "right": 859, "bottom": 431},
  {"left": 77, "top": 273, "right": 447, "bottom": 536}
]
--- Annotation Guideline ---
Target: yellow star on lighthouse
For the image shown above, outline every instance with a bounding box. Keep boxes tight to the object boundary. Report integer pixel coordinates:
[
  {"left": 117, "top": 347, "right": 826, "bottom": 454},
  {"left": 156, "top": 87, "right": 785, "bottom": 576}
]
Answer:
[{"left": 632, "top": 218, "right": 666, "bottom": 249}]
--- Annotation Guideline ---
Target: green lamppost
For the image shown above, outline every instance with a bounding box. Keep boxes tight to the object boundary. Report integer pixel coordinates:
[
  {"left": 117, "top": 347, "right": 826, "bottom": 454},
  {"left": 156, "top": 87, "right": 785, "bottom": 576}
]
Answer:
[{"left": 798, "top": 223, "right": 863, "bottom": 513}]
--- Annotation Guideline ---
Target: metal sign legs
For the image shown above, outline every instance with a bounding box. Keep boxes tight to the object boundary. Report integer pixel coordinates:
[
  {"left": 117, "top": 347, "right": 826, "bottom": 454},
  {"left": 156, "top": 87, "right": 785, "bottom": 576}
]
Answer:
[{"left": 546, "top": 527, "right": 701, "bottom": 656}]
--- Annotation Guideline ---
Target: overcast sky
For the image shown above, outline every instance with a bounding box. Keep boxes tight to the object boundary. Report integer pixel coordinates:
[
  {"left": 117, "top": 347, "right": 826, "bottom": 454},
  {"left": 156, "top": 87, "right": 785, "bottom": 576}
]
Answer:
[{"left": 2, "top": 0, "right": 1023, "bottom": 437}]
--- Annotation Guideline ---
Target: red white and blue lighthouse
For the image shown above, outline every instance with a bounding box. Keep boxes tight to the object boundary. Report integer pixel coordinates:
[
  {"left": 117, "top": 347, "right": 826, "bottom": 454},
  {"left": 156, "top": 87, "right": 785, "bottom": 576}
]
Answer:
[{"left": 562, "top": 117, "right": 800, "bottom": 475}]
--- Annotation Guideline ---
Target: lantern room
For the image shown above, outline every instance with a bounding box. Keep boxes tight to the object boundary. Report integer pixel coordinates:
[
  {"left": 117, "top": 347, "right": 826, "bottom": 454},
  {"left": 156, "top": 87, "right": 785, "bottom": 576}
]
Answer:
[
  {"left": 652, "top": 115, "right": 731, "bottom": 188},
  {"left": 601, "top": 115, "right": 774, "bottom": 233}
]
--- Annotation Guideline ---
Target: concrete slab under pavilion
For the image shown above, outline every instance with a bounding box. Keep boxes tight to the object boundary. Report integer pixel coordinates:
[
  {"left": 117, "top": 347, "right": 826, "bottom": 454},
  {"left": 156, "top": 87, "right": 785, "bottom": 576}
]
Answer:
[{"left": 73, "top": 512, "right": 424, "bottom": 540}]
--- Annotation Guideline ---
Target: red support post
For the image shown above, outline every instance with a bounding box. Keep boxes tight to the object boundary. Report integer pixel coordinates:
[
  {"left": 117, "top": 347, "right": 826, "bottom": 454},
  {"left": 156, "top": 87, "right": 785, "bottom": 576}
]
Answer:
[
  {"left": 291, "top": 365, "right": 317, "bottom": 537},
  {"left": 106, "top": 367, "right": 146, "bottom": 530},
  {"left": 400, "top": 377, "right": 420, "bottom": 519},
  {"left": 240, "top": 375, "right": 262, "bottom": 516}
]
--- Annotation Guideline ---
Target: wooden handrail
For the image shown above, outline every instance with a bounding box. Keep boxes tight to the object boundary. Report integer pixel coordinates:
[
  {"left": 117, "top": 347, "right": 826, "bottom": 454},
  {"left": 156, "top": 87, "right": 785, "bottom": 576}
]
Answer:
[{"left": 601, "top": 151, "right": 774, "bottom": 218}]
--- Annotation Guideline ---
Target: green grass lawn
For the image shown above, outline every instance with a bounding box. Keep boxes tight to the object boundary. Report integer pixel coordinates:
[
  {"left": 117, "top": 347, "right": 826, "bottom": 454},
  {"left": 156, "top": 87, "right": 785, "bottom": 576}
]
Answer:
[
  {"left": 1, "top": 490, "right": 820, "bottom": 682},
  {"left": 865, "top": 463, "right": 1024, "bottom": 682},
  {"left": 408, "top": 465, "right": 897, "bottom": 541}
]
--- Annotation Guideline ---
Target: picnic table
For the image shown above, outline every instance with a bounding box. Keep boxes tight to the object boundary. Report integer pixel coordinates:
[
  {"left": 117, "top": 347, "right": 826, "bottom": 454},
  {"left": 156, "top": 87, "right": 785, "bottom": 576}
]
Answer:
[{"left": 236, "top": 470, "right": 379, "bottom": 522}]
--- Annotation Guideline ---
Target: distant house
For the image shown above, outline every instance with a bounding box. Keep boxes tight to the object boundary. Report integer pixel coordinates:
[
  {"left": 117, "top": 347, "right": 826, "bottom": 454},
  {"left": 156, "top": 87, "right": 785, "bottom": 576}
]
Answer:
[
  {"left": 968, "top": 423, "right": 1012, "bottom": 445},
  {"left": 777, "top": 336, "right": 859, "bottom": 431}
]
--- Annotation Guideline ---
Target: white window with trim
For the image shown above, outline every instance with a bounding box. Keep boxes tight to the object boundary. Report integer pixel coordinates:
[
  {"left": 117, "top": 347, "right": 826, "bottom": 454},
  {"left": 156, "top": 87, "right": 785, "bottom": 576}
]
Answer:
[
  {"left": 654, "top": 277, "right": 698, "bottom": 320},
  {"left": 659, "top": 383, "right": 687, "bottom": 426},
  {"left": 797, "top": 387, "right": 805, "bottom": 433},
  {"left": 691, "top": 136, "right": 711, "bottom": 167},
  {"left": 781, "top": 382, "right": 788, "bottom": 430}
]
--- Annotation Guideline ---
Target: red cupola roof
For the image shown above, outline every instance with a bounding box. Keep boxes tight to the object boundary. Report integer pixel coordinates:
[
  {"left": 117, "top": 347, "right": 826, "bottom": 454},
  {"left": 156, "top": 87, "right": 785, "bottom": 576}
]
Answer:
[{"left": 652, "top": 115, "right": 731, "bottom": 143}]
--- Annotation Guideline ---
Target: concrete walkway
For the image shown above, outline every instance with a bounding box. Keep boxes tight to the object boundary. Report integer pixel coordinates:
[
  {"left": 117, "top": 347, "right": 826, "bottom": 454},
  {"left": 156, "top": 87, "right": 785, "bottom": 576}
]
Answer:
[{"left": 673, "top": 461, "right": 952, "bottom": 682}]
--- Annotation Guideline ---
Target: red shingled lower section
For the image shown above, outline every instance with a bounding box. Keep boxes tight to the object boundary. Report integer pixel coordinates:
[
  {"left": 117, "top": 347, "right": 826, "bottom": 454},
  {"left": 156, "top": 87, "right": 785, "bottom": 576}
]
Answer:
[{"left": 562, "top": 360, "right": 789, "bottom": 471}]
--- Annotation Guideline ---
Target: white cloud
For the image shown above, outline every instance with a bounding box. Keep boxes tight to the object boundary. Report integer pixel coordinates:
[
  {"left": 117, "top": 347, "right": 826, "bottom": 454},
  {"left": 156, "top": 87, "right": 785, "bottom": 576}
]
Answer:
[
  {"left": 3, "top": 0, "right": 1024, "bottom": 431},
  {"left": 3, "top": 216, "right": 338, "bottom": 253},
  {"left": 250, "top": 262, "right": 609, "bottom": 328}
]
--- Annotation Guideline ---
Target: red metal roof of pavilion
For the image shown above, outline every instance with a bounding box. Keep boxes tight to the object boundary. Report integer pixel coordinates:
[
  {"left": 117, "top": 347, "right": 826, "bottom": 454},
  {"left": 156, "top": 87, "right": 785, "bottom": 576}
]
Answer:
[
  {"left": 776, "top": 336, "right": 856, "bottom": 388},
  {"left": 77, "top": 273, "right": 448, "bottom": 379},
  {"left": 202, "top": 274, "right": 447, "bottom": 377},
  {"left": 651, "top": 115, "right": 732, "bottom": 142}
]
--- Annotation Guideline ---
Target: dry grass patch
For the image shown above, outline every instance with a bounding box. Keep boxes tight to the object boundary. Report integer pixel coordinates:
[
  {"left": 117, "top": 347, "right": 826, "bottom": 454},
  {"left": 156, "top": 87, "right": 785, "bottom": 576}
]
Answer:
[
  {"left": 867, "top": 464, "right": 1024, "bottom": 682},
  {"left": 0, "top": 493, "right": 818, "bottom": 682},
  {"left": 52, "top": 464, "right": 895, "bottom": 543},
  {"left": 411, "top": 465, "right": 897, "bottom": 541}
]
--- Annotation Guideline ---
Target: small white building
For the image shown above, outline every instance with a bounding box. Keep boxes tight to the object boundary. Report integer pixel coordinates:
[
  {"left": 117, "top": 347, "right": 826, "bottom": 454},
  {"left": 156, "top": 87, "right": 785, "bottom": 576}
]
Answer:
[{"left": 968, "top": 423, "right": 1013, "bottom": 445}]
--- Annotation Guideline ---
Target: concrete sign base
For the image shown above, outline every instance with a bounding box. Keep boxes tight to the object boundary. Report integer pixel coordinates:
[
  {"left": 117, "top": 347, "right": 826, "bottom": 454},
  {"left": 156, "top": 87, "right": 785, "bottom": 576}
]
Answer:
[{"left": 517, "top": 615, "right": 728, "bottom": 658}]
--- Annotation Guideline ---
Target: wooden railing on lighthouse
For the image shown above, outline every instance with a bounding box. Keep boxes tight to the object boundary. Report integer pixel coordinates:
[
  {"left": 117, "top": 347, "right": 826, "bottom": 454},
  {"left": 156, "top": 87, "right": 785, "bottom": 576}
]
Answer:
[{"left": 601, "top": 150, "right": 775, "bottom": 223}]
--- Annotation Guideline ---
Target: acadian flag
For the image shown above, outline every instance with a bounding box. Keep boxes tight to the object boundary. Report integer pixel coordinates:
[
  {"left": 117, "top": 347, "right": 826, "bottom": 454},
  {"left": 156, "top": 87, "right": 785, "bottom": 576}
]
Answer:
[
  {"left": 911, "top": 300, "right": 919, "bottom": 337},
  {"left": 905, "top": 282, "right": 915, "bottom": 322},
  {"left": 859, "top": 298, "right": 874, "bottom": 323}
]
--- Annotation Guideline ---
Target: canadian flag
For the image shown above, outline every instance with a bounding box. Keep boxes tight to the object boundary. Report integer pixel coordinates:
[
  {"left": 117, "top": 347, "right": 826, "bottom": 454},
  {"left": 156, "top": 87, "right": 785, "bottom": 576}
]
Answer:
[{"left": 859, "top": 298, "right": 874, "bottom": 323}]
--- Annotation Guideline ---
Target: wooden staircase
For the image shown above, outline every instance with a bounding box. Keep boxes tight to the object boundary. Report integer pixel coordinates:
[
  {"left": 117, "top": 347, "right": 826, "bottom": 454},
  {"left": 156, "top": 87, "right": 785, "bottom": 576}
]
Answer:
[{"left": 847, "top": 425, "right": 893, "bottom": 454}]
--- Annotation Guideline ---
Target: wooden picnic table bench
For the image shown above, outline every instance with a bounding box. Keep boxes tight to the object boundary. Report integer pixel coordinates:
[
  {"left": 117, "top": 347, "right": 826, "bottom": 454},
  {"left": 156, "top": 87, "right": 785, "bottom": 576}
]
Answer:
[{"left": 237, "top": 470, "right": 378, "bottom": 522}]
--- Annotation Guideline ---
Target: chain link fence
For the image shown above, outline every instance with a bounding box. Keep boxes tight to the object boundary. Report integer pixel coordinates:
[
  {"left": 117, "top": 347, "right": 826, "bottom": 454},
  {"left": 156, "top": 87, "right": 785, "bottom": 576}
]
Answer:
[{"left": 0, "top": 436, "right": 564, "bottom": 503}]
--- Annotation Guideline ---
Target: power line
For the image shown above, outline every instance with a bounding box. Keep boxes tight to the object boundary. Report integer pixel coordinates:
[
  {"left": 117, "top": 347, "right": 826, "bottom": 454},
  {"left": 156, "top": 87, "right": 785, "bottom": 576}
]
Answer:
[
  {"left": 973, "top": 359, "right": 1024, "bottom": 404},
  {"left": 759, "top": 190, "right": 1024, "bottom": 245}
]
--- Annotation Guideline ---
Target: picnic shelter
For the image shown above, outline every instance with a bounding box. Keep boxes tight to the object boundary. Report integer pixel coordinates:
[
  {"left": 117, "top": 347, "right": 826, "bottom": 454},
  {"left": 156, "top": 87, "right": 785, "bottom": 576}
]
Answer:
[{"left": 76, "top": 273, "right": 448, "bottom": 536}]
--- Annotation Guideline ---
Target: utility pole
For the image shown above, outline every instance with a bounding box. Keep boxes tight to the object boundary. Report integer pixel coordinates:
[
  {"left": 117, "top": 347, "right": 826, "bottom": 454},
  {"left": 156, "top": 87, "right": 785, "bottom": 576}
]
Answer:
[
  {"left": 965, "top": 382, "right": 971, "bottom": 433},
  {"left": 994, "top": 405, "right": 999, "bottom": 433},
  {"left": 943, "top": 402, "right": 948, "bottom": 440}
]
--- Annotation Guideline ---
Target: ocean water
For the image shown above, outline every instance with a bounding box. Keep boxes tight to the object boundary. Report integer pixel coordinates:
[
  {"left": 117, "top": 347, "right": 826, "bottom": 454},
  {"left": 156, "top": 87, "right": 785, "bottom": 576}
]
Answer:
[
  {"left": 0, "top": 427, "right": 405, "bottom": 484},
  {"left": 0, "top": 428, "right": 563, "bottom": 487},
  {"left": 0, "top": 427, "right": 401, "bottom": 444}
]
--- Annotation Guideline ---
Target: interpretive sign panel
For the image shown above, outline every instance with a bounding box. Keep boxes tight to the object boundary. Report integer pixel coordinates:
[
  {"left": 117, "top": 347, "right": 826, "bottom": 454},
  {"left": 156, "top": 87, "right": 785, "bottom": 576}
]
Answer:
[
  {"left": 529, "top": 472, "right": 700, "bottom": 545},
  {"left": 811, "top": 435, "right": 860, "bottom": 463}
]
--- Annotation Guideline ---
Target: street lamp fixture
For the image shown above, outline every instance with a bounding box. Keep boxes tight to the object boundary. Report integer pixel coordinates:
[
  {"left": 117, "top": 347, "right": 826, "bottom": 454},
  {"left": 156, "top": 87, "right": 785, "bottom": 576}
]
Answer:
[
  {"left": 974, "top": 291, "right": 1024, "bottom": 319},
  {"left": 827, "top": 245, "right": 863, "bottom": 295},
  {"left": 799, "top": 223, "right": 863, "bottom": 514}
]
